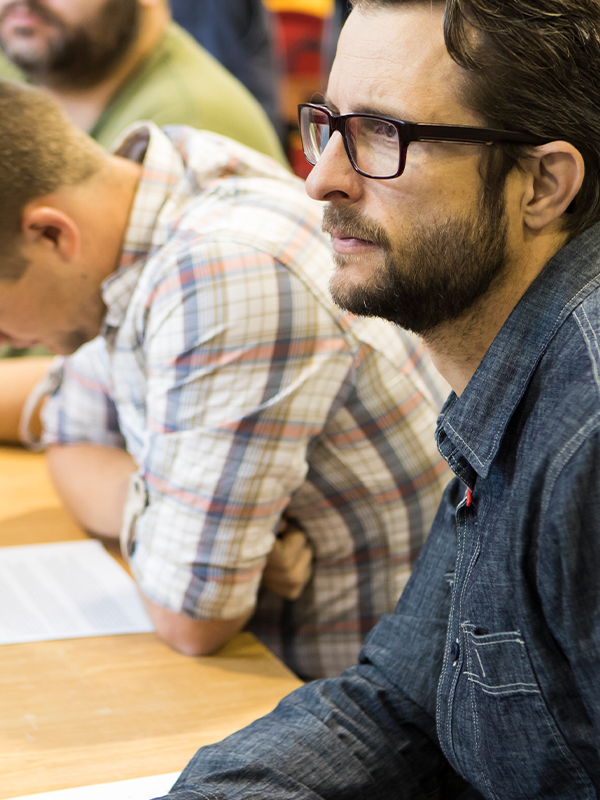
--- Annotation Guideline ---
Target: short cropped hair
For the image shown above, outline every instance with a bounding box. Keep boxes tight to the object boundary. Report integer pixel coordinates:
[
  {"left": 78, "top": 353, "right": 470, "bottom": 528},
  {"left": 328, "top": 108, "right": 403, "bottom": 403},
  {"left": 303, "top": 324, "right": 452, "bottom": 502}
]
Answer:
[
  {"left": 0, "top": 80, "right": 104, "bottom": 280},
  {"left": 351, "top": 0, "right": 600, "bottom": 241}
]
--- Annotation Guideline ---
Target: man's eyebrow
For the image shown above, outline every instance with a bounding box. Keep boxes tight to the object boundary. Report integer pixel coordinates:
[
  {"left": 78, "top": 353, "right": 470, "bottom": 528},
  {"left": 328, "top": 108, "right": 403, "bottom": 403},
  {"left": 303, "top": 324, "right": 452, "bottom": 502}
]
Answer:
[
  {"left": 321, "top": 96, "right": 340, "bottom": 114},
  {"left": 321, "top": 97, "right": 409, "bottom": 121}
]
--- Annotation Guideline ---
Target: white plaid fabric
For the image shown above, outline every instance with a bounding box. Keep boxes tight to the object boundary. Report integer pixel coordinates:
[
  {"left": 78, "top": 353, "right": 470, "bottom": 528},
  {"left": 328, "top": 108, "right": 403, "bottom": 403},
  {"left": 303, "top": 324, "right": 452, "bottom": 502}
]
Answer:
[{"left": 40, "top": 124, "right": 451, "bottom": 678}]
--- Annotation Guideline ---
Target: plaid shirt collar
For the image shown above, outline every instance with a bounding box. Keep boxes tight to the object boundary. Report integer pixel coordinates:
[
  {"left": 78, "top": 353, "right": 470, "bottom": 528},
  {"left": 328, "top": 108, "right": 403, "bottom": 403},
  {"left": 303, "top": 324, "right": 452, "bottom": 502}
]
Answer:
[{"left": 101, "top": 124, "right": 185, "bottom": 331}]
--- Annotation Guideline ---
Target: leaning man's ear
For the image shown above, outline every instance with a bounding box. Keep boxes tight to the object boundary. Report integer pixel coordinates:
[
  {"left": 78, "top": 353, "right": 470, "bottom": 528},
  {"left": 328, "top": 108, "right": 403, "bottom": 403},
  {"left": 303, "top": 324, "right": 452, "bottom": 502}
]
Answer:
[
  {"left": 21, "top": 205, "right": 81, "bottom": 262},
  {"left": 521, "top": 142, "right": 585, "bottom": 231}
]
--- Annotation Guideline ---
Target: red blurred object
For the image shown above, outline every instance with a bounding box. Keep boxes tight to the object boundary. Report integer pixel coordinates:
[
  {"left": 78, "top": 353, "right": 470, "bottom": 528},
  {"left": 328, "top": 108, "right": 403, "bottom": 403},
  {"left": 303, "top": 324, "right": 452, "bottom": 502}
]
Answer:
[
  {"left": 275, "top": 11, "right": 325, "bottom": 75},
  {"left": 270, "top": 9, "right": 338, "bottom": 176}
]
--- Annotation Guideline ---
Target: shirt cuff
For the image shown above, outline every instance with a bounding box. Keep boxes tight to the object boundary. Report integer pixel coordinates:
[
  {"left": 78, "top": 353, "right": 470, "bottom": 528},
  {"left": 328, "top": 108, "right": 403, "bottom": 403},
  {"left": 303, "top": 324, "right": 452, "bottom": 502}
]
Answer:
[{"left": 120, "top": 472, "right": 149, "bottom": 560}]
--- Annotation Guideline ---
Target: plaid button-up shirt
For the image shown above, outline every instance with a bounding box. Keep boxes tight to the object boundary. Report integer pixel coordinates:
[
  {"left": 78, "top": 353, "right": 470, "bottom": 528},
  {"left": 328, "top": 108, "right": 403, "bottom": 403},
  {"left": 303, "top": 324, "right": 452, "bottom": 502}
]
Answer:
[{"left": 40, "top": 124, "right": 451, "bottom": 678}]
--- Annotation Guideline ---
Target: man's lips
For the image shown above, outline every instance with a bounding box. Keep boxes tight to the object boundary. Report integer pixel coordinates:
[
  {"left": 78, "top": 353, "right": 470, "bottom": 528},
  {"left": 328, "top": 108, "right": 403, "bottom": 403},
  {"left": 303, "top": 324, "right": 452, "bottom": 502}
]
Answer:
[
  {"left": 326, "top": 229, "right": 378, "bottom": 254},
  {"left": 1, "top": 7, "right": 49, "bottom": 30}
]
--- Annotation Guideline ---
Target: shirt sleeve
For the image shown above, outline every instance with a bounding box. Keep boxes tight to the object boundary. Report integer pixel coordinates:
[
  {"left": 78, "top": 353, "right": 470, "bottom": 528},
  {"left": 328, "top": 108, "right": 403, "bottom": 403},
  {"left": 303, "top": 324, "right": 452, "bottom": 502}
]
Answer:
[
  {"left": 153, "top": 480, "right": 469, "bottom": 800},
  {"left": 40, "top": 336, "right": 125, "bottom": 450},
  {"left": 538, "top": 428, "right": 600, "bottom": 745},
  {"left": 125, "top": 240, "right": 355, "bottom": 621}
]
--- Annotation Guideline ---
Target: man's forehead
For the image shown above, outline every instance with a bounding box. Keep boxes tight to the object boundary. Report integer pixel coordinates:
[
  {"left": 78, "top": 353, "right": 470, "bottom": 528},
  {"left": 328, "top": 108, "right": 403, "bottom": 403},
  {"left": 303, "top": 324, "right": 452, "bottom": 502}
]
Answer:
[{"left": 327, "top": 4, "right": 469, "bottom": 124}]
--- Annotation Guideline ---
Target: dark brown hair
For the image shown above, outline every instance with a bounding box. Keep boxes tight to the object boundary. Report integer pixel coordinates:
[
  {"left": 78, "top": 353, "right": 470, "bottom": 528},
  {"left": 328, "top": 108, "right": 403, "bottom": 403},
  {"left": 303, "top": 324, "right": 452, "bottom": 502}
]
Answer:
[{"left": 0, "top": 80, "right": 104, "bottom": 280}]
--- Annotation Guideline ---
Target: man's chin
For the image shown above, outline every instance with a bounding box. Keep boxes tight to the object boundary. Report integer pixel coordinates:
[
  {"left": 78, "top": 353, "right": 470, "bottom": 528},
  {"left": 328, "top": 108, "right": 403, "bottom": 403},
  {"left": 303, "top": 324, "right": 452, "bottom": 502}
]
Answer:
[
  {"left": 328, "top": 271, "right": 377, "bottom": 318},
  {"left": 3, "top": 44, "right": 53, "bottom": 74},
  {"left": 50, "top": 331, "right": 94, "bottom": 356},
  {"left": 331, "top": 247, "right": 387, "bottom": 284}
]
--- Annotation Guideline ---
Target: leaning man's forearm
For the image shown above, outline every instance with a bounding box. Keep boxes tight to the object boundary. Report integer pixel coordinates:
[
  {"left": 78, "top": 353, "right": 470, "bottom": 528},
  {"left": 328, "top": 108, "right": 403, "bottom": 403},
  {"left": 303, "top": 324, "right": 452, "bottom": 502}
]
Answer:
[
  {"left": 141, "top": 596, "right": 253, "bottom": 657},
  {"left": 46, "top": 443, "right": 137, "bottom": 538}
]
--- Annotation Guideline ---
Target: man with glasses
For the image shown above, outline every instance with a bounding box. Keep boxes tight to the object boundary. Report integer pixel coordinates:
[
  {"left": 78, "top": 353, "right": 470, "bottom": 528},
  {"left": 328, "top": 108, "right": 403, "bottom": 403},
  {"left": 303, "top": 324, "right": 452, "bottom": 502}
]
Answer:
[{"left": 154, "top": 0, "right": 600, "bottom": 797}]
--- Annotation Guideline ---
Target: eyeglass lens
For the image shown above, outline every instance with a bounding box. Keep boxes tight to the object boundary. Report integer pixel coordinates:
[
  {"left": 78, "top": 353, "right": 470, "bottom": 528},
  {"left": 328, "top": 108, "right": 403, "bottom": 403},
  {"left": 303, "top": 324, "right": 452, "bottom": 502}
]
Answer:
[
  {"left": 300, "top": 106, "right": 331, "bottom": 164},
  {"left": 300, "top": 106, "right": 402, "bottom": 178}
]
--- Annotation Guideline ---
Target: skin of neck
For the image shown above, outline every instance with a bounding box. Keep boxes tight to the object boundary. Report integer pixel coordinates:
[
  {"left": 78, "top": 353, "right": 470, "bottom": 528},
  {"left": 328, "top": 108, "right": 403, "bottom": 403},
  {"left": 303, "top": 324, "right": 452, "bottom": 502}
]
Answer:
[
  {"left": 423, "top": 222, "right": 569, "bottom": 397},
  {"left": 54, "top": 153, "right": 144, "bottom": 286},
  {"left": 41, "top": 2, "right": 170, "bottom": 133},
  {"left": 94, "top": 154, "right": 145, "bottom": 280}
]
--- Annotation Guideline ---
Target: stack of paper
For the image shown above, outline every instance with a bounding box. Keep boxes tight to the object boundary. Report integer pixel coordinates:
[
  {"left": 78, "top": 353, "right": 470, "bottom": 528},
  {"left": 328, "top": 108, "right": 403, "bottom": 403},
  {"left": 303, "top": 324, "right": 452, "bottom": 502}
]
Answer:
[
  {"left": 0, "top": 539, "right": 153, "bottom": 644},
  {"left": 7, "top": 772, "right": 181, "bottom": 800}
]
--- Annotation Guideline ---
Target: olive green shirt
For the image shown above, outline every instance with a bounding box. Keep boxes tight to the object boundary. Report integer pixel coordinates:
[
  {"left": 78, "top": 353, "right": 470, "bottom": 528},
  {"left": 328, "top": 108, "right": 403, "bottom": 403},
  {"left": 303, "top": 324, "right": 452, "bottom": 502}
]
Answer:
[{"left": 0, "top": 22, "right": 286, "bottom": 161}]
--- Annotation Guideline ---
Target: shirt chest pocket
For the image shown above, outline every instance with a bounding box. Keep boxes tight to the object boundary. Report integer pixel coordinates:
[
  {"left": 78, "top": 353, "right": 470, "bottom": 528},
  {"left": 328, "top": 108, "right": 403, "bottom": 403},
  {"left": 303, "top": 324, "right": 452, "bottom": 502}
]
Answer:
[{"left": 455, "top": 625, "right": 595, "bottom": 800}]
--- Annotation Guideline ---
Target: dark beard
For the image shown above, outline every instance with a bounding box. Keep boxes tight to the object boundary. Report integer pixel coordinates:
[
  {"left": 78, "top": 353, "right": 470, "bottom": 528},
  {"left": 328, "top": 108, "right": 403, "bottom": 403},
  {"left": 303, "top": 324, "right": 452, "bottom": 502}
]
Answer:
[
  {"left": 323, "top": 186, "right": 510, "bottom": 336},
  {"left": 0, "top": 0, "right": 140, "bottom": 89}
]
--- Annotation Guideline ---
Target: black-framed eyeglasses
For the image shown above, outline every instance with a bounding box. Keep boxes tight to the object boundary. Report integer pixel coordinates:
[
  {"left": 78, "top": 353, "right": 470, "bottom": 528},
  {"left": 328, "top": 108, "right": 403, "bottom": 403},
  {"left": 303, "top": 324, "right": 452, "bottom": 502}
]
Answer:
[{"left": 298, "top": 102, "right": 553, "bottom": 180}]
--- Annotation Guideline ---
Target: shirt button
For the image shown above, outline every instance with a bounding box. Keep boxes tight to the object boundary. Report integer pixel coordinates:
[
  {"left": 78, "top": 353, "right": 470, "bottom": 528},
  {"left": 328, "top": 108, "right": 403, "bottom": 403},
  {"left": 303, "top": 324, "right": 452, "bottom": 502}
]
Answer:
[{"left": 450, "top": 641, "right": 460, "bottom": 661}]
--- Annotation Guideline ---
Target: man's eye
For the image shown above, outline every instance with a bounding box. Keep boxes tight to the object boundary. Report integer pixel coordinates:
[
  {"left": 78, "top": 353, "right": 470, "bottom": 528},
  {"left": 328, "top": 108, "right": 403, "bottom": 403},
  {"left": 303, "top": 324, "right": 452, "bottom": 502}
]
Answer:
[{"left": 369, "top": 120, "right": 397, "bottom": 140}]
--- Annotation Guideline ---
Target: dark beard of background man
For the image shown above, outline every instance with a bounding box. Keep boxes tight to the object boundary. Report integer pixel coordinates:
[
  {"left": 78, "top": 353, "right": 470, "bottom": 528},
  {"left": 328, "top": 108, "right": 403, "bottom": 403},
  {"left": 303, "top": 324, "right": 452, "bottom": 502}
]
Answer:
[
  {"left": 323, "top": 180, "right": 511, "bottom": 337},
  {"left": 0, "top": 0, "right": 140, "bottom": 89}
]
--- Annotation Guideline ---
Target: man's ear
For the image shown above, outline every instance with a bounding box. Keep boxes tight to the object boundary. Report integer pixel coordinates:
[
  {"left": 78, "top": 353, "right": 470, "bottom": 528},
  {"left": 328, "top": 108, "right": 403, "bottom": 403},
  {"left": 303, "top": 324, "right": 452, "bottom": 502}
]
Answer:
[
  {"left": 521, "top": 142, "right": 584, "bottom": 231},
  {"left": 21, "top": 205, "right": 81, "bottom": 262}
]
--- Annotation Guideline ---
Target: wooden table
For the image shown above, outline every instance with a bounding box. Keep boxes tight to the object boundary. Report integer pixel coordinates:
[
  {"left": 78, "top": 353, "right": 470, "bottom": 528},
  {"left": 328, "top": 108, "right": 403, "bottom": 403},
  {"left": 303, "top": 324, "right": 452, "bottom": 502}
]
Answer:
[{"left": 0, "top": 446, "right": 303, "bottom": 798}]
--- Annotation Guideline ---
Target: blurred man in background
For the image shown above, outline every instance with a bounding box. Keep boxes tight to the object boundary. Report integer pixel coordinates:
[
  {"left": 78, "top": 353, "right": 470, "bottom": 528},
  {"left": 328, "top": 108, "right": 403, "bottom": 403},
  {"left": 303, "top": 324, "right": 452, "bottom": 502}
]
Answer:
[{"left": 0, "top": 0, "right": 285, "bottom": 158}]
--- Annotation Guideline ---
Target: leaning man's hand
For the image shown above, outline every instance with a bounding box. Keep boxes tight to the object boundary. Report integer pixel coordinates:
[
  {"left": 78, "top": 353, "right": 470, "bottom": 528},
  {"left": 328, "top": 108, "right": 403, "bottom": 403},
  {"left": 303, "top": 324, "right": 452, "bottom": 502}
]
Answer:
[{"left": 262, "top": 523, "right": 314, "bottom": 600}]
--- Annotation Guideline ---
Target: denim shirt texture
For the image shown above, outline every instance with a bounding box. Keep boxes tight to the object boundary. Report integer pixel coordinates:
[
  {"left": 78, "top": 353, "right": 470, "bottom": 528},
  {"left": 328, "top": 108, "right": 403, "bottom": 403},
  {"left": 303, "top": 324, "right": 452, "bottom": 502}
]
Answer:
[{"left": 160, "top": 225, "right": 600, "bottom": 799}]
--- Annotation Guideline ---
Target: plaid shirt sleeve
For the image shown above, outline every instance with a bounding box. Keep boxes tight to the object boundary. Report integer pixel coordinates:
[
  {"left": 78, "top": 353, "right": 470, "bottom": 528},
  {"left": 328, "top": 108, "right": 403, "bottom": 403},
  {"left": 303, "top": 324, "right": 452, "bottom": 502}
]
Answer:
[{"left": 41, "top": 337, "right": 125, "bottom": 450}]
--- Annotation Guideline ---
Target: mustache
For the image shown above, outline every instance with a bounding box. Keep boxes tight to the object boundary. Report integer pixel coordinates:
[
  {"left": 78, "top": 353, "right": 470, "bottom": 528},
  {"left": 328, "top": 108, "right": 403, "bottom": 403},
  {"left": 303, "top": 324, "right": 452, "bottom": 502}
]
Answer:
[
  {"left": 0, "top": 1, "right": 63, "bottom": 29},
  {"left": 322, "top": 204, "right": 392, "bottom": 250}
]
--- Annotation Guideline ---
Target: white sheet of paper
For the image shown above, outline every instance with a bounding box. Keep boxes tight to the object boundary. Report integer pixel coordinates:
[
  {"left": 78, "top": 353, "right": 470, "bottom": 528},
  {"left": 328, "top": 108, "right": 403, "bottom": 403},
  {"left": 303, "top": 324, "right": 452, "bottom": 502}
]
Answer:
[
  {"left": 6, "top": 772, "right": 181, "bottom": 800},
  {"left": 0, "top": 539, "right": 153, "bottom": 644}
]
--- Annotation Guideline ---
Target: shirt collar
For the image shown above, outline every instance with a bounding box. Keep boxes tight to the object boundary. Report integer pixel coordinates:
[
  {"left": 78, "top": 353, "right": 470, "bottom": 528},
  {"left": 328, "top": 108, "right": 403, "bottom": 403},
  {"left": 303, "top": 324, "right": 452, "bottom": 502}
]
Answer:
[
  {"left": 101, "top": 123, "right": 185, "bottom": 330},
  {"left": 437, "top": 222, "right": 600, "bottom": 480}
]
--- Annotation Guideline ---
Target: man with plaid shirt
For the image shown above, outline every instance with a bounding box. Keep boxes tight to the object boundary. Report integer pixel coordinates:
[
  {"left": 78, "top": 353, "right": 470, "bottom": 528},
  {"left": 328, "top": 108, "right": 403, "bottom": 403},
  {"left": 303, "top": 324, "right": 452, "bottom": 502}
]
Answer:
[{"left": 0, "top": 81, "right": 449, "bottom": 679}]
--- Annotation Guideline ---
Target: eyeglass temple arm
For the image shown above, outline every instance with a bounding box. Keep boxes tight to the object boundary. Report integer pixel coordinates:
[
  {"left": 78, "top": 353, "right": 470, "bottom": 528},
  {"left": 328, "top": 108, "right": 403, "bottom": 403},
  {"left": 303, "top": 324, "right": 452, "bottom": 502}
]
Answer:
[{"left": 403, "top": 121, "right": 551, "bottom": 147}]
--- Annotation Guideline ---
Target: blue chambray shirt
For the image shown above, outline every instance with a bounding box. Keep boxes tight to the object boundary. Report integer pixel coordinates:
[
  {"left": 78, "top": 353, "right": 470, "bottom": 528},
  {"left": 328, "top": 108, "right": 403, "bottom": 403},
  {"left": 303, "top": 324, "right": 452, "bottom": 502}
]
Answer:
[{"left": 158, "top": 223, "right": 600, "bottom": 799}]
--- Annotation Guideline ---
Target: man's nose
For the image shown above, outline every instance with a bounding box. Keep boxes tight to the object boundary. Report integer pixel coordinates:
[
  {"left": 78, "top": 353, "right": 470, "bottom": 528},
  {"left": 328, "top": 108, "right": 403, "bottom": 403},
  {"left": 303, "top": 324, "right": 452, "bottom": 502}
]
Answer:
[{"left": 304, "top": 131, "right": 363, "bottom": 204}]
